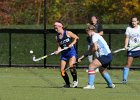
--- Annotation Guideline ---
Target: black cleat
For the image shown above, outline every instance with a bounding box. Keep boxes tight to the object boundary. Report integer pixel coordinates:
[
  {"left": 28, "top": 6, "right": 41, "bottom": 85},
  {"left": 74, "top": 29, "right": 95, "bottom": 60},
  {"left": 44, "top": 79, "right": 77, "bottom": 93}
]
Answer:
[
  {"left": 122, "top": 80, "right": 127, "bottom": 84},
  {"left": 63, "top": 84, "right": 70, "bottom": 88}
]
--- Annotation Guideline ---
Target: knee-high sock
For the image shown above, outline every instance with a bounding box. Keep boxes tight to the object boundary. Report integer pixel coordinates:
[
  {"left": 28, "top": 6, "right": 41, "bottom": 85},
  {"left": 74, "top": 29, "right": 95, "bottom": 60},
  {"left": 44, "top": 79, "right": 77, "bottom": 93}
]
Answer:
[
  {"left": 61, "top": 72, "right": 70, "bottom": 85},
  {"left": 88, "top": 68, "right": 95, "bottom": 86},
  {"left": 101, "top": 71, "right": 113, "bottom": 86},
  {"left": 70, "top": 68, "right": 77, "bottom": 81},
  {"left": 123, "top": 67, "right": 129, "bottom": 81}
]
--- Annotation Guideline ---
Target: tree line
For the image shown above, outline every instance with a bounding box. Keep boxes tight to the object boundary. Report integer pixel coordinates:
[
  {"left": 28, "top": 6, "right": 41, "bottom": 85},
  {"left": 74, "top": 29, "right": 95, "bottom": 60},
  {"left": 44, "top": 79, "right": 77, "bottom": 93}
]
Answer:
[{"left": 0, "top": 0, "right": 140, "bottom": 25}]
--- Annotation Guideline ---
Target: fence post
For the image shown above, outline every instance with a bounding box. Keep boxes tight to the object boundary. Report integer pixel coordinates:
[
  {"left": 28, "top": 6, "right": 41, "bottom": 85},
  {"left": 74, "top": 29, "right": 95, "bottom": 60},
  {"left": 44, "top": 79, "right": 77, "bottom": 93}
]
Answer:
[
  {"left": 44, "top": 0, "right": 47, "bottom": 67},
  {"left": 9, "top": 33, "right": 11, "bottom": 67}
]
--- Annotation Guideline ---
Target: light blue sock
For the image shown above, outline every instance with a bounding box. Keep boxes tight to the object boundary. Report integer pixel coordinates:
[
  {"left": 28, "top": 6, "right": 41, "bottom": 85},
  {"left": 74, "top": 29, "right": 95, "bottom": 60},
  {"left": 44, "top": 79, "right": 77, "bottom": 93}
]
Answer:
[
  {"left": 123, "top": 67, "right": 129, "bottom": 81},
  {"left": 101, "top": 71, "right": 113, "bottom": 86},
  {"left": 88, "top": 68, "right": 95, "bottom": 86}
]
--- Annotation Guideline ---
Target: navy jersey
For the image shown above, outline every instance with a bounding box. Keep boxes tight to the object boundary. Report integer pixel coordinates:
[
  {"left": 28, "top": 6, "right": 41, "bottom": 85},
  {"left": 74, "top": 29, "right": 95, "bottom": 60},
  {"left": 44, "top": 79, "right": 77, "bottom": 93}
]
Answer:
[
  {"left": 56, "top": 30, "right": 77, "bottom": 61},
  {"left": 56, "top": 30, "right": 71, "bottom": 48}
]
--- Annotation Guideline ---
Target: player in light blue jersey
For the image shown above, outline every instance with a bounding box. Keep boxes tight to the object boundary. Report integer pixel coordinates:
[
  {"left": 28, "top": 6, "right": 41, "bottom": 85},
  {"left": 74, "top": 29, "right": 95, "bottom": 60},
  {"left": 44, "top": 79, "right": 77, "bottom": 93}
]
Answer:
[
  {"left": 122, "top": 16, "right": 140, "bottom": 84},
  {"left": 78, "top": 24, "right": 115, "bottom": 89}
]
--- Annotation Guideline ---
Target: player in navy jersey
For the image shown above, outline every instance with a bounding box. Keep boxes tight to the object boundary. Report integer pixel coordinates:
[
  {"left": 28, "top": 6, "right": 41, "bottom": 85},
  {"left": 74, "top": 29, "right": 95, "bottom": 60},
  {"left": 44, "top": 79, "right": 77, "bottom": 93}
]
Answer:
[
  {"left": 54, "top": 21, "right": 79, "bottom": 88},
  {"left": 122, "top": 16, "right": 140, "bottom": 84}
]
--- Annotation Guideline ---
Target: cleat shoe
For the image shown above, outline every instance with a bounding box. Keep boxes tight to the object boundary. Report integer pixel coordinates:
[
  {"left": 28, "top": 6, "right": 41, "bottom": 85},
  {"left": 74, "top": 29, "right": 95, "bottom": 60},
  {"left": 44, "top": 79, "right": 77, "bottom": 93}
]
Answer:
[
  {"left": 107, "top": 84, "right": 115, "bottom": 88},
  {"left": 122, "top": 80, "right": 127, "bottom": 84},
  {"left": 72, "top": 80, "right": 78, "bottom": 88},
  {"left": 83, "top": 85, "right": 95, "bottom": 89},
  {"left": 63, "top": 84, "right": 70, "bottom": 88}
]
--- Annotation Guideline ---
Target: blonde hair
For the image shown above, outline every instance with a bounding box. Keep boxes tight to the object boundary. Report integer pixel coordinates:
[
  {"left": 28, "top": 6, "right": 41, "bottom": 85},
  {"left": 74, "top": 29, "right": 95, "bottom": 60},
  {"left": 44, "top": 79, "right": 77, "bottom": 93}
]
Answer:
[{"left": 86, "top": 23, "right": 96, "bottom": 31}]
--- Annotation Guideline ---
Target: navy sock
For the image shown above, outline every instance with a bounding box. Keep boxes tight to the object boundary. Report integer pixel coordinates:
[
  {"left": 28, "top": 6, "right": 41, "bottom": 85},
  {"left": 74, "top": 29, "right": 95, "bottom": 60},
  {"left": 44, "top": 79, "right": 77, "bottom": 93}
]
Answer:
[
  {"left": 70, "top": 68, "right": 77, "bottom": 81},
  {"left": 62, "top": 72, "right": 70, "bottom": 85}
]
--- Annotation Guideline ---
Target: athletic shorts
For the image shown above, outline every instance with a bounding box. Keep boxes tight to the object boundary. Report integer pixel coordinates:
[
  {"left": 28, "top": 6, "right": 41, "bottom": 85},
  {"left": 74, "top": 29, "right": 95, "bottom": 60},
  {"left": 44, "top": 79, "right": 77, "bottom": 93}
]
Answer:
[
  {"left": 97, "top": 53, "right": 112, "bottom": 68},
  {"left": 61, "top": 48, "right": 77, "bottom": 61},
  {"left": 127, "top": 50, "right": 140, "bottom": 58}
]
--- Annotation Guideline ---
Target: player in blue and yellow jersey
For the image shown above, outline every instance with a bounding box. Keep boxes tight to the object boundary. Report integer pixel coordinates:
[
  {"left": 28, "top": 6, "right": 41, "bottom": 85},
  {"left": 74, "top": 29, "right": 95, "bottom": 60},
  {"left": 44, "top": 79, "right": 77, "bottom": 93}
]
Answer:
[
  {"left": 54, "top": 21, "right": 79, "bottom": 88},
  {"left": 78, "top": 24, "right": 115, "bottom": 89}
]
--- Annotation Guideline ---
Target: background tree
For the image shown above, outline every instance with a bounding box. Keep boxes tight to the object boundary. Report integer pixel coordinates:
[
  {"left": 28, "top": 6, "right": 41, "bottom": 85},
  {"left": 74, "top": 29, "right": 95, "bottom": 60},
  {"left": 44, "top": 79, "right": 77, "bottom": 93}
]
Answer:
[{"left": 0, "top": 0, "right": 140, "bottom": 25}]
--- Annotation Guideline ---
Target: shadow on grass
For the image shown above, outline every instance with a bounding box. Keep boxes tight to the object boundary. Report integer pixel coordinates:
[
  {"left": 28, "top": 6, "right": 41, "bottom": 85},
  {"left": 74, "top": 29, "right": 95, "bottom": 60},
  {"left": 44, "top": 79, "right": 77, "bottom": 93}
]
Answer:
[
  {"left": 12, "top": 85, "right": 83, "bottom": 89},
  {"left": 95, "top": 82, "right": 123, "bottom": 84}
]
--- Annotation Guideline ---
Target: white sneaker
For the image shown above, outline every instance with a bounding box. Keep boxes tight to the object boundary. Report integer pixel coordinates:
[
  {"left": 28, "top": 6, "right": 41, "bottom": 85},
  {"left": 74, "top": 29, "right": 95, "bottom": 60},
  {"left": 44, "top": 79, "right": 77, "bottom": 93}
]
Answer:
[
  {"left": 108, "top": 84, "right": 115, "bottom": 88},
  {"left": 72, "top": 80, "right": 78, "bottom": 88},
  {"left": 83, "top": 85, "right": 95, "bottom": 89}
]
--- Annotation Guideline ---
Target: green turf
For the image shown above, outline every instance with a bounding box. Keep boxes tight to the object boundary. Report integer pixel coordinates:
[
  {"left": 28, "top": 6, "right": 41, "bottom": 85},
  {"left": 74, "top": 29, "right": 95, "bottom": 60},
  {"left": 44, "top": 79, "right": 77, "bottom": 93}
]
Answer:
[{"left": 0, "top": 67, "right": 139, "bottom": 100}]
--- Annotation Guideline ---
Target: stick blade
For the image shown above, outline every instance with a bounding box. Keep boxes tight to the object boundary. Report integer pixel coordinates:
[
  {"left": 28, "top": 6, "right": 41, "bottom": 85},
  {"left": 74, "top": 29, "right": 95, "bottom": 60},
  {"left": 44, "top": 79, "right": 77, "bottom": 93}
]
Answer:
[{"left": 33, "top": 56, "right": 40, "bottom": 62}]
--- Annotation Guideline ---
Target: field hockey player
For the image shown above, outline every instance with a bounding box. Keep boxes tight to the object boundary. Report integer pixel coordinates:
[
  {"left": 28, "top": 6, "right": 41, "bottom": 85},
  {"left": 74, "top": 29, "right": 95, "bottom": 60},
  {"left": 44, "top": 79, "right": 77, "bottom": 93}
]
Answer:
[
  {"left": 78, "top": 24, "right": 115, "bottom": 89},
  {"left": 54, "top": 21, "right": 79, "bottom": 88},
  {"left": 122, "top": 16, "right": 140, "bottom": 84}
]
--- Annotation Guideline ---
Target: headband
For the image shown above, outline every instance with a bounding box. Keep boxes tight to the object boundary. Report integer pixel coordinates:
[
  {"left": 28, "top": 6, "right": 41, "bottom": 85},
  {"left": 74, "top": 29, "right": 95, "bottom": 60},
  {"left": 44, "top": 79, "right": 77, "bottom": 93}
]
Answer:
[{"left": 54, "top": 22, "right": 63, "bottom": 27}]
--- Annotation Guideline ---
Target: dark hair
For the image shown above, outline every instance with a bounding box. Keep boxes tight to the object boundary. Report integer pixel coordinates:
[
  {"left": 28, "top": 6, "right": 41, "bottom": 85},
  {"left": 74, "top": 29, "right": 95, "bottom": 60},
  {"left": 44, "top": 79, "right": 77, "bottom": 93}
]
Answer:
[
  {"left": 90, "top": 15, "right": 99, "bottom": 25},
  {"left": 129, "top": 16, "right": 139, "bottom": 27},
  {"left": 55, "top": 20, "right": 63, "bottom": 25}
]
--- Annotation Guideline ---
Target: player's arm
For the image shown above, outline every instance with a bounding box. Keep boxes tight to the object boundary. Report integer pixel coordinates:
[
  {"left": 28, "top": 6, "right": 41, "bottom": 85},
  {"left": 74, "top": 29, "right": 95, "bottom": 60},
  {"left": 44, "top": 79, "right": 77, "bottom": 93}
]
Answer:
[
  {"left": 124, "top": 35, "right": 129, "bottom": 49},
  {"left": 92, "top": 42, "right": 98, "bottom": 51},
  {"left": 78, "top": 44, "right": 95, "bottom": 62},
  {"left": 67, "top": 31, "right": 79, "bottom": 48},
  {"left": 54, "top": 36, "right": 62, "bottom": 54}
]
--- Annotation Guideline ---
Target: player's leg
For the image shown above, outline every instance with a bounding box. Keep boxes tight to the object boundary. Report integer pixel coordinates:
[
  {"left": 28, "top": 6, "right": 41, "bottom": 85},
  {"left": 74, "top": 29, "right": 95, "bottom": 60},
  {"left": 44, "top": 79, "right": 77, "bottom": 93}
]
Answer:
[
  {"left": 60, "top": 60, "right": 70, "bottom": 88},
  {"left": 83, "top": 59, "right": 101, "bottom": 89},
  {"left": 98, "top": 53, "right": 115, "bottom": 88},
  {"left": 87, "top": 45, "right": 99, "bottom": 72},
  {"left": 69, "top": 56, "right": 78, "bottom": 88},
  {"left": 99, "top": 67, "right": 115, "bottom": 88},
  {"left": 122, "top": 56, "right": 133, "bottom": 83}
]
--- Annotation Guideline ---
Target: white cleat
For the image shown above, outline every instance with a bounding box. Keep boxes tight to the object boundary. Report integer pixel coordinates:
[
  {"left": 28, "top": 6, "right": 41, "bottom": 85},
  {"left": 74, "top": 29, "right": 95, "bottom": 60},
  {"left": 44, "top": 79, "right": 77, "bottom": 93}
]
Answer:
[
  {"left": 83, "top": 85, "right": 95, "bottom": 89},
  {"left": 107, "top": 84, "right": 115, "bottom": 88},
  {"left": 72, "top": 80, "right": 78, "bottom": 88}
]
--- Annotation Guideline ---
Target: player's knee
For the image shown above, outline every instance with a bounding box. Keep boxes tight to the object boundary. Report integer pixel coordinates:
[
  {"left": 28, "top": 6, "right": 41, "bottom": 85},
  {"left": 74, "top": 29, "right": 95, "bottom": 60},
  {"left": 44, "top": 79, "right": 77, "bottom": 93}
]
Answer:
[
  {"left": 61, "top": 70, "right": 65, "bottom": 76},
  {"left": 70, "top": 67, "right": 77, "bottom": 73},
  {"left": 99, "top": 67, "right": 105, "bottom": 73},
  {"left": 88, "top": 68, "right": 96, "bottom": 74}
]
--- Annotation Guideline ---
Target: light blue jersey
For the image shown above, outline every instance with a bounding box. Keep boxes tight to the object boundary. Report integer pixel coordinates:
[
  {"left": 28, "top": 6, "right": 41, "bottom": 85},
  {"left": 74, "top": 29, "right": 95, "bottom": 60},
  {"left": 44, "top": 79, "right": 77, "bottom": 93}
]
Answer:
[{"left": 91, "top": 33, "right": 111, "bottom": 57}]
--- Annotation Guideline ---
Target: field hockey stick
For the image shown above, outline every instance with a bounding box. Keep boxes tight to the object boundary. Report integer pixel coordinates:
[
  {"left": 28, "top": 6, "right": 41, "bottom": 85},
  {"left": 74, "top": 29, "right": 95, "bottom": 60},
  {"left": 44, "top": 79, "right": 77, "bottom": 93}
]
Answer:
[
  {"left": 33, "top": 47, "right": 69, "bottom": 62},
  {"left": 113, "top": 48, "right": 126, "bottom": 53},
  {"left": 65, "top": 61, "right": 79, "bottom": 71},
  {"left": 113, "top": 42, "right": 140, "bottom": 53},
  {"left": 65, "top": 56, "right": 85, "bottom": 71}
]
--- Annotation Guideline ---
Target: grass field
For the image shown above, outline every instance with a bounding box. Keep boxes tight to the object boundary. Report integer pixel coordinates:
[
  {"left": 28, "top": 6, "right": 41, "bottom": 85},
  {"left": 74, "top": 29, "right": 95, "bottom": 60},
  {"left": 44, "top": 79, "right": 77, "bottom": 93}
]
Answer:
[{"left": 0, "top": 67, "right": 139, "bottom": 100}]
